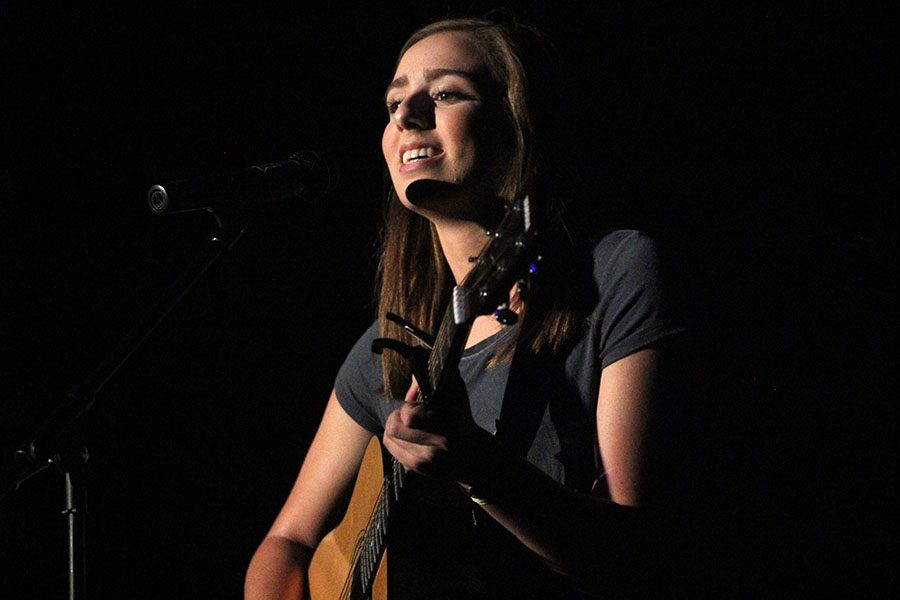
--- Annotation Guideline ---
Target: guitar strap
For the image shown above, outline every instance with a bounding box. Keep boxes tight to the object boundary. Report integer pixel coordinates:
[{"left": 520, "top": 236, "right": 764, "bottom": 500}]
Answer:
[
  {"left": 494, "top": 342, "right": 552, "bottom": 461},
  {"left": 494, "top": 336, "right": 599, "bottom": 494}
]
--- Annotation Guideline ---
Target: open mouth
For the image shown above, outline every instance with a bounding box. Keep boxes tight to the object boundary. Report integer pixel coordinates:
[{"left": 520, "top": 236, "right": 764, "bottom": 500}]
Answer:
[{"left": 402, "top": 146, "right": 443, "bottom": 164}]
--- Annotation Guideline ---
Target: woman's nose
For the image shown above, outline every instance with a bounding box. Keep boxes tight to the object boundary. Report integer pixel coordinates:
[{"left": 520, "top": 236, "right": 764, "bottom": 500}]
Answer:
[{"left": 393, "top": 95, "right": 433, "bottom": 130}]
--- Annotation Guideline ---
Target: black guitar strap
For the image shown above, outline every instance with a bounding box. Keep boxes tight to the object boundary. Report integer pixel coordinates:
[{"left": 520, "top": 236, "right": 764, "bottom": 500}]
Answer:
[
  {"left": 494, "top": 343, "right": 553, "bottom": 461},
  {"left": 494, "top": 335, "right": 599, "bottom": 494}
]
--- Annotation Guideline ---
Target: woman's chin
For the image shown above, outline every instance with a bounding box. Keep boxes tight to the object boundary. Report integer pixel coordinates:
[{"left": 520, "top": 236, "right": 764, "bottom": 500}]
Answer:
[
  {"left": 404, "top": 179, "right": 463, "bottom": 204},
  {"left": 399, "top": 179, "right": 504, "bottom": 229}
]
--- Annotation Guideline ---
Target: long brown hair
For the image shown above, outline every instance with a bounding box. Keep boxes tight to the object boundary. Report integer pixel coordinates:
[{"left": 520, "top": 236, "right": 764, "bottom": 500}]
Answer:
[{"left": 377, "top": 16, "right": 581, "bottom": 399}]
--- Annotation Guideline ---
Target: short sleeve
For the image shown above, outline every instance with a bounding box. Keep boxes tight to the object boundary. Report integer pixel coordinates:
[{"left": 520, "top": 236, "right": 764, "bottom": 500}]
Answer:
[
  {"left": 593, "top": 231, "right": 685, "bottom": 368},
  {"left": 333, "top": 320, "right": 391, "bottom": 434}
]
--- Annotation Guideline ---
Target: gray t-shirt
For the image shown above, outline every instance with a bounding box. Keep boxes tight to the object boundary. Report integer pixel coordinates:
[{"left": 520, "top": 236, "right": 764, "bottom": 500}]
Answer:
[{"left": 335, "top": 230, "right": 684, "bottom": 494}]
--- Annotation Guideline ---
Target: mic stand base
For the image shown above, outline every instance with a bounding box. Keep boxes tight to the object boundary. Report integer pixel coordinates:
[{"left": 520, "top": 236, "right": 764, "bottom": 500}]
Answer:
[
  {"left": 57, "top": 448, "right": 88, "bottom": 600},
  {"left": 57, "top": 450, "right": 87, "bottom": 600},
  {"left": 2, "top": 210, "right": 248, "bottom": 600}
]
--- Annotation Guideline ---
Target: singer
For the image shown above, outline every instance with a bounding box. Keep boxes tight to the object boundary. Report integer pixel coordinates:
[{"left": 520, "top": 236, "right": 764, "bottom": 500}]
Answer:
[{"left": 246, "top": 15, "right": 701, "bottom": 598}]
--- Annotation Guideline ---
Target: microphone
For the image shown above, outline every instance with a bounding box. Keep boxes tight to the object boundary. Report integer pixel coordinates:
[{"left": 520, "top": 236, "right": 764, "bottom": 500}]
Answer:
[{"left": 147, "top": 150, "right": 337, "bottom": 215}]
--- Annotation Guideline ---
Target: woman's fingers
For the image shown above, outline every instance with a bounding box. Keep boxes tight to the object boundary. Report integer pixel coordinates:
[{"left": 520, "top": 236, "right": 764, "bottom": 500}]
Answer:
[
  {"left": 385, "top": 407, "right": 443, "bottom": 445},
  {"left": 384, "top": 410, "right": 449, "bottom": 475},
  {"left": 403, "top": 377, "right": 421, "bottom": 404}
]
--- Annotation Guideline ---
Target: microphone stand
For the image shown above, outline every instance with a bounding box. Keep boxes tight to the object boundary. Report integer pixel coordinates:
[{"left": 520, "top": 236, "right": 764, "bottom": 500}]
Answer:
[{"left": 1, "top": 209, "right": 247, "bottom": 600}]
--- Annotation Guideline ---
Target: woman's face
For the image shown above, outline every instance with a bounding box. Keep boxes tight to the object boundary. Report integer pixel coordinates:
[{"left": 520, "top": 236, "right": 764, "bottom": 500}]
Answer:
[{"left": 382, "top": 31, "right": 507, "bottom": 219}]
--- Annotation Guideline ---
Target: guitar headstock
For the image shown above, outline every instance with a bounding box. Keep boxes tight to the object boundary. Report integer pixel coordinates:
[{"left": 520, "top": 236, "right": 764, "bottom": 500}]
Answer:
[{"left": 453, "top": 196, "right": 539, "bottom": 325}]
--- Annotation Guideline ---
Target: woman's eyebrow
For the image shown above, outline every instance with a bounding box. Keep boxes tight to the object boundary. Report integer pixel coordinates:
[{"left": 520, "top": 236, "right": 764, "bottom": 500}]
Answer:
[
  {"left": 423, "top": 68, "right": 478, "bottom": 82},
  {"left": 385, "top": 75, "right": 409, "bottom": 98}
]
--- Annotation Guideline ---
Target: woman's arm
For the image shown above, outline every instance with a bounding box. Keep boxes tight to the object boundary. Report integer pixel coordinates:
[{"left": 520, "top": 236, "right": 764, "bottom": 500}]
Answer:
[
  {"left": 383, "top": 346, "right": 678, "bottom": 593},
  {"left": 245, "top": 390, "right": 373, "bottom": 600}
]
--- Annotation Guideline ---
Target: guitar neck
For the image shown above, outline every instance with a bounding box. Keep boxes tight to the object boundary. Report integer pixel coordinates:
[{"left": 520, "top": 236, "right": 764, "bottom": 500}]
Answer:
[
  {"left": 346, "top": 195, "right": 535, "bottom": 598},
  {"left": 427, "top": 300, "right": 472, "bottom": 399},
  {"left": 345, "top": 456, "right": 404, "bottom": 600},
  {"left": 348, "top": 305, "right": 475, "bottom": 599}
]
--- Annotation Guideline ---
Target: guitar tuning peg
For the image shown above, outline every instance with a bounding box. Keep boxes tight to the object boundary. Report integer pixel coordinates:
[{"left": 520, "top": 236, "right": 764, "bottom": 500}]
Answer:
[
  {"left": 516, "top": 278, "right": 530, "bottom": 301},
  {"left": 494, "top": 306, "right": 518, "bottom": 326}
]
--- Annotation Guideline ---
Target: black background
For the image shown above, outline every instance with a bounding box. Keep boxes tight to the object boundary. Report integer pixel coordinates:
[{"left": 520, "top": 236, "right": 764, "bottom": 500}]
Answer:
[{"left": 1, "top": 2, "right": 895, "bottom": 597}]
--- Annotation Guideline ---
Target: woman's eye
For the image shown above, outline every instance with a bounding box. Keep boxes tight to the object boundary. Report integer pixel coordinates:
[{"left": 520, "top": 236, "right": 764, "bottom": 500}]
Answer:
[
  {"left": 386, "top": 99, "right": 402, "bottom": 114},
  {"left": 435, "top": 91, "right": 454, "bottom": 101}
]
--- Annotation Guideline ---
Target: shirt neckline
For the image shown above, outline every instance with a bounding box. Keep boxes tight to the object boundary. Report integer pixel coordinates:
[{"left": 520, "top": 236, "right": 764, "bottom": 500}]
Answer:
[{"left": 461, "top": 324, "right": 517, "bottom": 359}]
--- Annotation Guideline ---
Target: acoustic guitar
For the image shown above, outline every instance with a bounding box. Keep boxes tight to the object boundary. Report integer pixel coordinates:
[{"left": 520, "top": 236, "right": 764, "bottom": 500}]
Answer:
[{"left": 308, "top": 196, "right": 538, "bottom": 599}]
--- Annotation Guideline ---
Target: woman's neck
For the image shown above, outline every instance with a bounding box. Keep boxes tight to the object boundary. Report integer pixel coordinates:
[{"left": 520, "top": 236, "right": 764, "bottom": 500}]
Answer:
[{"left": 432, "top": 218, "right": 492, "bottom": 284}]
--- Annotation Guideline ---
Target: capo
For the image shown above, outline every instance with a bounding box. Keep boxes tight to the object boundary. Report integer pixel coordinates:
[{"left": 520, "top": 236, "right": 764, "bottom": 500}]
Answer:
[
  {"left": 385, "top": 312, "right": 436, "bottom": 349},
  {"left": 371, "top": 337, "right": 434, "bottom": 400}
]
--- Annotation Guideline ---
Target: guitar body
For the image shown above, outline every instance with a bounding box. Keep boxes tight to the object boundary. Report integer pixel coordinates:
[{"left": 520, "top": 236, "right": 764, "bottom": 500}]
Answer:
[
  {"left": 385, "top": 487, "right": 494, "bottom": 600},
  {"left": 308, "top": 437, "right": 487, "bottom": 599},
  {"left": 309, "top": 436, "right": 388, "bottom": 600}
]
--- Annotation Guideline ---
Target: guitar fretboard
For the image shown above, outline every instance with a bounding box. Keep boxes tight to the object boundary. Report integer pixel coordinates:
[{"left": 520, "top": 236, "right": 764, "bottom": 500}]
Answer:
[{"left": 346, "top": 300, "right": 468, "bottom": 600}]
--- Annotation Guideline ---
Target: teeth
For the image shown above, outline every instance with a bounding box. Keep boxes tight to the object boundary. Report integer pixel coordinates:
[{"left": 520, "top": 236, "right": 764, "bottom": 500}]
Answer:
[{"left": 402, "top": 147, "right": 438, "bottom": 164}]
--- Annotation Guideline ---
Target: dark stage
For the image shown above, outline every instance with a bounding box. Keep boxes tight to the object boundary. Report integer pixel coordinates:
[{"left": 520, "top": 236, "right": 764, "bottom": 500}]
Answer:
[{"left": 1, "top": 2, "right": 894, "bottom": 597}]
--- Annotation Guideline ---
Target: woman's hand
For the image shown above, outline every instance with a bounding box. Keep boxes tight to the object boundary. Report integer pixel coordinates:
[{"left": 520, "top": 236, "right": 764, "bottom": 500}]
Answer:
[{"left": 382, "top": 374, "right": 490, "bottom": 483}]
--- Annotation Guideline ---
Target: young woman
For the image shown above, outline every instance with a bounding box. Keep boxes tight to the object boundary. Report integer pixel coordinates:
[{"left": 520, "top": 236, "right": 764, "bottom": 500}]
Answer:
[{"left": 246, "top": 16, "right": 689, "bottom": 598}]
